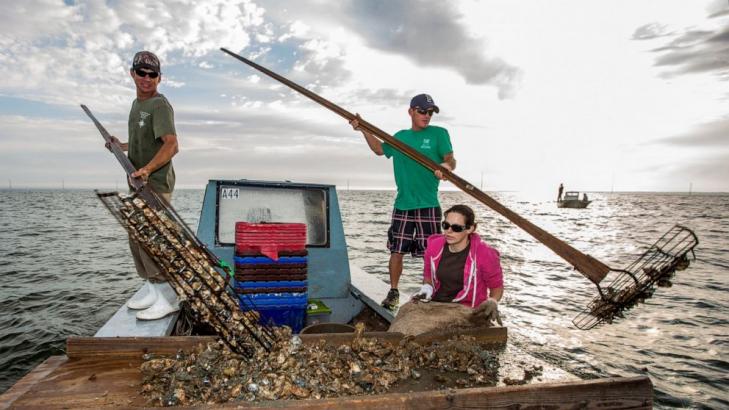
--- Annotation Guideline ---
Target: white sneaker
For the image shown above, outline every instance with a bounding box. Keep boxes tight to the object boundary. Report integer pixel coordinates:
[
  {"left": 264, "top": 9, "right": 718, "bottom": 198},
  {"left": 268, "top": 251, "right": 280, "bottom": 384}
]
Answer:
[
  {"left": 127, "top": 281, "right": 157, "bottom": 310},
  {"left": 136, "top": 282, "right": 180, "bottom": 321}
]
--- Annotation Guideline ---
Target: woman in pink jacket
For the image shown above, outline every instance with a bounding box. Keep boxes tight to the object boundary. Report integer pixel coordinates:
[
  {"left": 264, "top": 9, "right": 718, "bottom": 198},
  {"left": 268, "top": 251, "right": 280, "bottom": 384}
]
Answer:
[{"left": 389, "top": 204, "right": 504, "bottom": 335}]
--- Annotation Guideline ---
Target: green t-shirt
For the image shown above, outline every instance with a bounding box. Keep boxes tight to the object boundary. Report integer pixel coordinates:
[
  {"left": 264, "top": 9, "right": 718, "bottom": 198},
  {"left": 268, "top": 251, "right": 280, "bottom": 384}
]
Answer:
[
  {"left": 382, "top": 125, "right": 453, "bottom": 210},
  {"left": 127, "top": 94, "right": 176, "bottom": 193}
]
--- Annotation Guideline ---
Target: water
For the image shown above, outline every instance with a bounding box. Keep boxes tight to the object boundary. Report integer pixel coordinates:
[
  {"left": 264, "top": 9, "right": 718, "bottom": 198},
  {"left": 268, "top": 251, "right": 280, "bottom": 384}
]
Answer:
[{"left": 0, "top": 189, "right": 727, "bottom": 408}]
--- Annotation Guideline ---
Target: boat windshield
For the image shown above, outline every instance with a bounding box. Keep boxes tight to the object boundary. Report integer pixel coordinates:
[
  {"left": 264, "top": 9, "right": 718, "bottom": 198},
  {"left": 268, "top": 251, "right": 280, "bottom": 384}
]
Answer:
[{"left": 216, "top": 184, "right": 328, "bottom": 247}]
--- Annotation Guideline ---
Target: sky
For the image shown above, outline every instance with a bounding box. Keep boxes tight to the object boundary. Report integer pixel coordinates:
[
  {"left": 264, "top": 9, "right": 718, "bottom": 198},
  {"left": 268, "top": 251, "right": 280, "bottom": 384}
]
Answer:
[{"left": 0, "top": 0, "right": 727, "bottom": 194}]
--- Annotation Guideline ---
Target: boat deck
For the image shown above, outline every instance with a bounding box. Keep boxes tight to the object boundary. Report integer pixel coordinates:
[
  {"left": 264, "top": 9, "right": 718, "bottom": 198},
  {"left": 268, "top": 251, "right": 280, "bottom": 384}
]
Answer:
[{"left": 94, "top": 283, "right": 180, "bottom": 337}]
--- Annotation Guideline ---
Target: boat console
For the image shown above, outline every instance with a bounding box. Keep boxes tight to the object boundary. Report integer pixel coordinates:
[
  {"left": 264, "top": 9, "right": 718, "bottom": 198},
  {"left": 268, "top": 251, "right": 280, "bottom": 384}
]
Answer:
[{"left": 197, "top": 179, "right": 355, "bottom": 323}]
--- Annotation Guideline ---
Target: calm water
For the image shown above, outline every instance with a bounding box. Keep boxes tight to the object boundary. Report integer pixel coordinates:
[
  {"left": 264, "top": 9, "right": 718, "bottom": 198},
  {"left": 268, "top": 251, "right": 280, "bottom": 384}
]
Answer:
[{"left": 0, "top": 189, "right": 727, "bottom": 408}]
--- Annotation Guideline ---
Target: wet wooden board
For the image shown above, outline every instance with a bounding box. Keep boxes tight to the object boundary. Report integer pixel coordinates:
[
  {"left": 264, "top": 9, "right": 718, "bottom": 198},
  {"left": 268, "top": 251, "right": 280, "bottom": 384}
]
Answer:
[
  {"left": 61, "top": 327, "right": 507, "bottom": 359},
  {"left": 2, "top": 331, "right": 652, "bottom": 409}
]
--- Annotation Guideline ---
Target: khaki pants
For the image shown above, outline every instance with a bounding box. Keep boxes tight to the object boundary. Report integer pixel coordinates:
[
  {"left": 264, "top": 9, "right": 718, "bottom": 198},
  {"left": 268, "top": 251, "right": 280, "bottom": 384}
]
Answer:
[
  {"left": 129, "top": 192, "right": 172, "bottom": 283},
  {"left": 388, "top": 300, "right": 475, "bottom": 336}
]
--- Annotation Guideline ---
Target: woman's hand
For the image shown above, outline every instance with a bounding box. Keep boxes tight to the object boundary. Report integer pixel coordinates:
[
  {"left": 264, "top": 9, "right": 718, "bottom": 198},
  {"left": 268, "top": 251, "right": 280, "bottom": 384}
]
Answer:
[
  {"left": 411, "top": 283, "right": 433, "bottom": 303},
  {"left": 471, "top": 299, "right": 502, "bottom": 326}
]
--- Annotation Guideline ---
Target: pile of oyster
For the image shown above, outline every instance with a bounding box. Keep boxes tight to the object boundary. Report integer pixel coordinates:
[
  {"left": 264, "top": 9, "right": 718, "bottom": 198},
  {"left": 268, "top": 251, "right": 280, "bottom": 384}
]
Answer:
[{"left": 140, "top": 324, "right": 502, "bottom": 406}]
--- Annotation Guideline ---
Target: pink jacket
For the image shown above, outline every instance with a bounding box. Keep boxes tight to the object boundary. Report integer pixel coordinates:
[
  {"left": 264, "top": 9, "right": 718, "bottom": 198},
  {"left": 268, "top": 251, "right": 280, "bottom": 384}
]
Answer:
[{"left": 423, "top": 233, "right": 504, "bottom": 308}]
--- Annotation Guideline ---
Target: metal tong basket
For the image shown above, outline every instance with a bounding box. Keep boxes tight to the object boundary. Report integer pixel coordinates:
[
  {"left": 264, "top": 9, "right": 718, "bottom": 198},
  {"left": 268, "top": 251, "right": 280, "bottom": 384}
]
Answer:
[
  {"left": 573, "top": 225, "right": 699, "bottom": 330},
  {"left": 97, "top": 187, "right": 279, "bottom": 357}
]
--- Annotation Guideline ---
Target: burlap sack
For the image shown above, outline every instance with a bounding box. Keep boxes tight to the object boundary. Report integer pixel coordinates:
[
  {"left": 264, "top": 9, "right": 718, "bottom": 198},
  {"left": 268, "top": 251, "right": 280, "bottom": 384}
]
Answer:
[{"left": 388, "top": 301, "right": 478, "bottom": 336}]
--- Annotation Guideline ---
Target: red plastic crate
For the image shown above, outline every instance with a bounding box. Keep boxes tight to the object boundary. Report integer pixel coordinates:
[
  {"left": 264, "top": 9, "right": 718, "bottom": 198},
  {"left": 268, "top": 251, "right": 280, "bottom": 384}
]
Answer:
[{"left": 235, "top": 222, "right": 306, "bottom": 260}]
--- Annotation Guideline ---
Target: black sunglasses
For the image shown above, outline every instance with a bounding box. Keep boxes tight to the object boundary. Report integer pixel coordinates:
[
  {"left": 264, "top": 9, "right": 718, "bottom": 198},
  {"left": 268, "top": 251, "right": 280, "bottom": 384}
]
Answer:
[
  {"left": 135, "top": 68, "right": 159, "bottom": 78},
  {"left": 415, "top": 108, "right": 435, "bottom": 116},
  {"left": 442, "top": 221, "right": 469, "bottom": 233}
]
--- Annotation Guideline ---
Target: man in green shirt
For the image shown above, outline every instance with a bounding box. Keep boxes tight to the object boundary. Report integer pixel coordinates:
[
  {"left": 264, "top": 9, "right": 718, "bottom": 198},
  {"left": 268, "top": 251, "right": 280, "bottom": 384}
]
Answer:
[
  {"left": 351, "top": 94, "right": 456, "bottom": 310},
  {"left": 107, "top": 51, "right": 179, "bottom": 320}
]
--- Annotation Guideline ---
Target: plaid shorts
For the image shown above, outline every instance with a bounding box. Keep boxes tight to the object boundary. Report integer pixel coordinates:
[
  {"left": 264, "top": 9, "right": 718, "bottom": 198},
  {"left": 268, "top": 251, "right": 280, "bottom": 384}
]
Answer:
[{"left": 387, "top": 207, "right": 442, "bottom": 257}]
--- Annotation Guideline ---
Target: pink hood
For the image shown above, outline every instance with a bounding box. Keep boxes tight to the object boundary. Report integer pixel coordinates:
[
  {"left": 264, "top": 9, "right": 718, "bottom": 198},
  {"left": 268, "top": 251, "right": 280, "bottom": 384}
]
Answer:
[{"left": 423, "top": 233, "right": 503, "bottom": 308}]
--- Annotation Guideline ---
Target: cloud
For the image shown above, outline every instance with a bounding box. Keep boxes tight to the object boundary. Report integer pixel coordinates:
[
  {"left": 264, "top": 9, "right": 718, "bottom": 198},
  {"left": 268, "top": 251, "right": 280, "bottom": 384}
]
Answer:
[
  {"left": 0, "top": 106, "right": 385, "bottom": 189},
  {"left": 0, "top": 1, "right": 78, "bottom": 42},
  {"left": 343, "top": 88, "right": 411, "bottom": 109},
  {"left": 644, "top": 115, "right": 729, "bottom": 191},
  {"left": 0, "top": 0, "right": 268, "bottom": 110},
  {"left": 664, "top": 154, "right": 729, "bottom": 191},
  {"left": 251, "top": 0, "right": 521, "bottom": 99},
  {"left": 292, "top": 38, "right": 352, "bottom": 92},
  {"left": 0, "top": 0, "right": 520, "bottom": 114},
  {"left": 340, "top": 0, "right": 521, "bottom": 99},
  {"left": 636, "top": 4, "right": 729, "bottom": 79},
  {"left": 632, "top": 23, "right": 672, "bottom": 40},
  {"left": 656, "top": 116, "right": 729, "bottom": 147}
]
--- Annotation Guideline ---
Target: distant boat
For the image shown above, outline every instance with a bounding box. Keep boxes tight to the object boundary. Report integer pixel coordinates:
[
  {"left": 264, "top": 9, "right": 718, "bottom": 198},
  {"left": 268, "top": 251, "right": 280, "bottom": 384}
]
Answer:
[{"left": 558, "top": 191, "right": 591, "bottom": 209}]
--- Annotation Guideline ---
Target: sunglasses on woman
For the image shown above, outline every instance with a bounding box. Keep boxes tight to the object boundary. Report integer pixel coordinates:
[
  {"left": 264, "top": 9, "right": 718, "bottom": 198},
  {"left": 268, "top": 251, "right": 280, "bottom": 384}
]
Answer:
[
  {"left": 441, "top": 221, "right": 469, "bottom": 233},
  {"left": 415, "top": 108, "right": 435, "bottom": 116},
  {"left": 135, "top": 68, "right": 159, "bottom": 78}
]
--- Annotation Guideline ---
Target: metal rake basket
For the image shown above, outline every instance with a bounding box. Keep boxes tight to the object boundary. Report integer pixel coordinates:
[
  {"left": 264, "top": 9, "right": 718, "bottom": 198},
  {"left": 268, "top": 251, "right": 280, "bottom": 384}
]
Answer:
[{"left": 573, "top": 225, "right": 699, "bottom": 330}]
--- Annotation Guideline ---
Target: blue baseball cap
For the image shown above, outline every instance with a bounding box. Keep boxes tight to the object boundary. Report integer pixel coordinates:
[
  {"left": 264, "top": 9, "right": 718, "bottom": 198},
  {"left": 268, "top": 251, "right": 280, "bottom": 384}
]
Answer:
[{"left": 410, "top": 93, "right": 439, "bottom": 113}]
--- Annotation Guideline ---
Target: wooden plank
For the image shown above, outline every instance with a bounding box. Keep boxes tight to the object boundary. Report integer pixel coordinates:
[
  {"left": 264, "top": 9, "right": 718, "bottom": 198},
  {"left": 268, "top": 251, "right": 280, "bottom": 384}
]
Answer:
[
  {"left": 67, "top": 335, "right": 399, "bottom": 358},
  {"left": 0, "top": 356, "right": 67, "bottom": 409},
  {"left": 9, "top": 336, "right": 652, "bottom": 410},
  {"left": 66, "top": 336, "right": 217, "bottom": 358},
  {"left": 414, "top": 326, "right": 507, "bottom": 344},
  {"left": 66, "top": 327, "right": 507, "bottom": 359},
  {"left": 7, "top": 356, "right": 149, "bottom": 409},
  {"left": 26, "top": 333, "right": 645, "bottom": 410},
  {"left": 206, "top": 376, "right": 653, "bottom": 409},
  {"left": 8, "top": 355, "right": 652, "bottom": 410},
  {"left": 66, "top": 334, "right": 407, "bottom": 359}
]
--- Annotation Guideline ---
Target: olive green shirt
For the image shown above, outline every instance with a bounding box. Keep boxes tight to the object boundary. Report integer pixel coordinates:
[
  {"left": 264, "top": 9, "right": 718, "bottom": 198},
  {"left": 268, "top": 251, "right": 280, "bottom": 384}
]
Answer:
[
  {"left": 382, "top": 125, "right": 453, "bottom": 210},
  {"left": 127, "top": 94, "right": 176, "bottom": 193}
]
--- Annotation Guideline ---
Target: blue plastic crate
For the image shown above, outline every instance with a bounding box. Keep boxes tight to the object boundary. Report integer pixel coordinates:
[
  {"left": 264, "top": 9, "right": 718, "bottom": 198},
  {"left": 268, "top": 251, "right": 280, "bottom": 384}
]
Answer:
[
  {"left": 235, "top": 280, "right": 307, "bottom": 289},
  {"left": 238, "top": 292, "right": 308, "bottom": 308},
  {"left": 234, "top": 256, "right": 307, "bottom": 265},
  {"left": 243, "top": 305, "right": 306, "bottom": 333}
]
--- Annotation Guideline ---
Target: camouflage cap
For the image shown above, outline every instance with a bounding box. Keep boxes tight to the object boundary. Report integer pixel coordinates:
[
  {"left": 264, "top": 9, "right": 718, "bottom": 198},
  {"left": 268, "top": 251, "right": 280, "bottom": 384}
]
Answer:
[{"left": 132, "top": 51, "right": 161, "bottom": 73}]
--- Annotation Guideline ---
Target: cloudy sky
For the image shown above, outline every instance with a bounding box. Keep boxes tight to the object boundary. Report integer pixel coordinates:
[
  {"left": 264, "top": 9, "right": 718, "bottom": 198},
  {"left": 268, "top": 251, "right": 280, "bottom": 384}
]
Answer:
[{"left": 1, "top": 0, "right": 727, "bottom": 193}]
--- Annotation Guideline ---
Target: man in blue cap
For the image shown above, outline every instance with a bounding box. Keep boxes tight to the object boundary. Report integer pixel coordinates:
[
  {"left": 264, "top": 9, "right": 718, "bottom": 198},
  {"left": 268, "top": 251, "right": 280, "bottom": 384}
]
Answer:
[{"left": 351, "top": 93, "right": 456, "bottom": 310}]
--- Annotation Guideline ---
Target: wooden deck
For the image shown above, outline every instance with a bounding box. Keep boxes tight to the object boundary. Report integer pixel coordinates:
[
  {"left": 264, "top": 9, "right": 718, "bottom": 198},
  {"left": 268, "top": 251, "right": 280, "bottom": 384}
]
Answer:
[{"left": 1, "top": 329, "right": 652, "bottom": 409}]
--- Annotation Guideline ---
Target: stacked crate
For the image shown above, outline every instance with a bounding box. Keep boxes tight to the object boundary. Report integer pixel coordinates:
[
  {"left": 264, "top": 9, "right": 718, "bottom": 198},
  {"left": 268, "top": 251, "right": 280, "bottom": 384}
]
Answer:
[{"left": 234, "top": 222, "right": 308, "bottom": 333}]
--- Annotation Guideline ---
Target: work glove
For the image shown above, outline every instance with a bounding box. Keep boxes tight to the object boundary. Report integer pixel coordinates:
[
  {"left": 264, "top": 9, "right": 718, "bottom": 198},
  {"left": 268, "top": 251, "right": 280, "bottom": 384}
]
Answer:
[
  {"left": 471, "top": 299, "right": 502, "bottom": 327},
  {"left": 411, "top": 284, "right": 434, "bottom": 302}
]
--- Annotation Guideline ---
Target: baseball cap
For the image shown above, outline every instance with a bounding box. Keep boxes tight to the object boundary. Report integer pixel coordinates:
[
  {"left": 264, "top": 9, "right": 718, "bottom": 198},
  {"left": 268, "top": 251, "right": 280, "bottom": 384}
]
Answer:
[
  {"left": 410, "top": 93, "right": 439, "bottom": 113},
  {"left": 132, "top": 51, "right": 161, "bottom": 73}
]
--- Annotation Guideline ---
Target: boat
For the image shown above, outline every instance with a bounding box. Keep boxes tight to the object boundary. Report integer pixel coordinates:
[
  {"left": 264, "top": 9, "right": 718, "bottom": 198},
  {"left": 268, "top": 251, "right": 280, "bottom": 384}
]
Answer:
[
  {"left": 0, "top": 179, "right": 652, "bottom": 408},
  {"left": 558, "top": 191, "right": 592, "bottom": 208}
]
